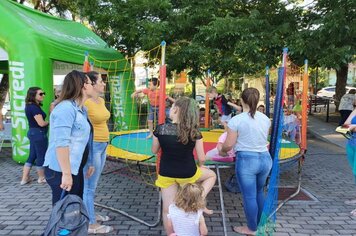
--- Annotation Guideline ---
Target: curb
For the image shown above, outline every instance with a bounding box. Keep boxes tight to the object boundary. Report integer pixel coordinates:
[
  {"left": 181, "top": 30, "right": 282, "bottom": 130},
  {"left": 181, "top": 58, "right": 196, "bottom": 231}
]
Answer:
[{"left": 307, "top": 127, "right": 345, "bottom": 149}]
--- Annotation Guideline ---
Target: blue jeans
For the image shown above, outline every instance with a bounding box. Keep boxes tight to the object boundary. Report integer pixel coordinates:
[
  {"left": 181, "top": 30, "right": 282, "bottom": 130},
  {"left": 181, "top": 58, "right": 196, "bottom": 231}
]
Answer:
[
  {"left": 235, "top": 151, "right": 272, "bottom": 231},
  {"left": 83, "top": 142, "right": 108, "bottom": 224},
  {"left": 25, "top": 128, "right": 48, "bottom": 168},
  {"left": 45, "top": 167, "right": 84, "bottom": 205}
]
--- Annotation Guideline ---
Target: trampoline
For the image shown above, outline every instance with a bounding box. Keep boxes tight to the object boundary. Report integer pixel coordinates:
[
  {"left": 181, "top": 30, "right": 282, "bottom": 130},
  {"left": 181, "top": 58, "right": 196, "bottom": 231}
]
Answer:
[{"left": 97, "top": 129, "right": 302, "bottom": 235}]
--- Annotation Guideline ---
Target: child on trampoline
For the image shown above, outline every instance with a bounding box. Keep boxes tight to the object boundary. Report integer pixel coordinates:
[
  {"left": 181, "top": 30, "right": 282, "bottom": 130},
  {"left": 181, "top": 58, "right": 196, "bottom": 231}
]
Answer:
[
  {"left": 152, "top": 97, "right": 216, "bottom": 236},
  {"left": 206, "top": 86, "right": 240, "bottom": 129},
  {"left": 206, "top": 131, "right": 235, "bottom": 162},
  {"left": 167, "top": 183, "right": 208, "bottom": 236},
  {"left": 283, "top": 107, "right": 299, "bottom": 141},
  {"left": 131, "top": 77, "right": 174, "bottom": 138}
]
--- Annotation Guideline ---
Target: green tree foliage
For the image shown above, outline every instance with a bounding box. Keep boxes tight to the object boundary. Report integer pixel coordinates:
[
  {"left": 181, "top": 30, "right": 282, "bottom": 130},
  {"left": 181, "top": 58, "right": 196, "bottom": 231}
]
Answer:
[
  {"left": 77, "top": 0, "right": 171, "bottom": 57},
  {"left": 290, "top": 0, "right": 356, "bottom": 103},
  {"left": 198, "top": 0, "right": 300, "bottom": 77},
  {"left": 13, "top": 0, "right": 79, "bottom": 19}
]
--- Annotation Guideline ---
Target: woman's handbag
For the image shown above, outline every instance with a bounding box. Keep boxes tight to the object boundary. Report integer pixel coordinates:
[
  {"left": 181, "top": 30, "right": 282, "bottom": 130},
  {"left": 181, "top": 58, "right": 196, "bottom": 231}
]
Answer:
[{"left": 224, "top": 174, "right": 240, "bottom": 193}]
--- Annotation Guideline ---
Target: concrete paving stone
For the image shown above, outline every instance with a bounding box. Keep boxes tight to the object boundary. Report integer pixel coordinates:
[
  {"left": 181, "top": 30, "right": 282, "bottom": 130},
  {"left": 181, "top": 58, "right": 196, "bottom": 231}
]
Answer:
[
  {"left": 273, "top": 233, "right": 290, "bottom": 236},
  {"left": 289, "top": 234, "right": 314, "bottom": 236},
  {"left": 332, "top": 216, "right": 353, "bottom": 221},
  {"left": 32, "top": 230, "right": 45, "bottom": 235},
  {"left": 337, "top": 229, "right": 356, "bottom": 234},
  {"left": 327, "top": 220, "right": 348, "bottom": 225},
  {"left": 306, "top": 220, "right": 328, "bottom": 224},
  {"left": 25, "top": 225, "right": 45, "bottom": 230},
  {"left": 136, "top": 230, "right": 163, "bottom": 236},
  {"left": 280, "top": 223, "right": 303, "bottom": 228},
  {"left": 286, "top": 220, "right": 307, "bottom": 225},
  {"left": 311, "top": 216, "right": 332, "bottom": 221},
  {"left": 293, "top": 228, "right": 317, "bottom": 234},
  {"left": 4, "top": 225, "right": 26, "bottom": 230},
  {"left": 316, "top": 229, "right": 339, "bottom": 234},
  {"left": 1, "top": 221, "right": 23, "bottom": 225},
  {"left": 340, "top": 224, "right": 356, "bottom": 229},
  {"left": 301, "top": 224, "right": 324, "bottom": 230},
  {"left": 7, "top": 230, "right": 32, "bottom": 235},
  {"left": 116, "top": 229, "right": 141, "bottom": 234},
  {"left": 275, "top": 227, "right": 296, "bottom": 233},
  {"left": 0, "top": 230, "right": 11, "bottom": 235}
]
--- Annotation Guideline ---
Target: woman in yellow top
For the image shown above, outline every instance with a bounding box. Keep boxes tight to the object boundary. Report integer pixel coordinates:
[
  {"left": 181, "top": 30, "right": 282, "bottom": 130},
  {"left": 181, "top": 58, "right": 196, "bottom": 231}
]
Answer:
[{"left": 83, "top": 71, "right": 113, "bottom": 234}]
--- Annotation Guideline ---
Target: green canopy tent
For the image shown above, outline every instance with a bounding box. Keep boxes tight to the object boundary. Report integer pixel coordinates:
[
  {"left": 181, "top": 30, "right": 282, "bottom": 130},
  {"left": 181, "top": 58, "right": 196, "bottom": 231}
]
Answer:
[{"left": 0, "top": 0, "right": 137, "bottom": 163}]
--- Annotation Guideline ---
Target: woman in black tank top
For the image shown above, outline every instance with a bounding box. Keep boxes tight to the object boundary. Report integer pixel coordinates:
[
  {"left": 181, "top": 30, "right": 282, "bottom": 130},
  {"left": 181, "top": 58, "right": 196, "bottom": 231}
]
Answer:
[{"left": 152, "top": 97, "right": 216, "bottom": 236}]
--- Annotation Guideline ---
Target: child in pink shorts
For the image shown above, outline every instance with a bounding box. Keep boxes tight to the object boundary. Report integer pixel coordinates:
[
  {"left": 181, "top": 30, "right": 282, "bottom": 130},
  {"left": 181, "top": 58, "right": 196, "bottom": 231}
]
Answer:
[{"left": 206, "top": 132, "right": 235, "bottom": 162}]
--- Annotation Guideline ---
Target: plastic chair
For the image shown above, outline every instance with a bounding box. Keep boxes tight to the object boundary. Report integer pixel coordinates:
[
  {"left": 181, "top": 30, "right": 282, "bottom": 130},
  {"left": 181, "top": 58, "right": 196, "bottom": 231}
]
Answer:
[{"left": 0, "top": 123, "right": 12, "bottom": 152}]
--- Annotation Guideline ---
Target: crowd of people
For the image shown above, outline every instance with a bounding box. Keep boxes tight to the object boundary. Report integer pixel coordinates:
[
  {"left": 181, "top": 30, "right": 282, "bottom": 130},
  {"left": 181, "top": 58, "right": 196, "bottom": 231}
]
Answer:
[{"left": 12, "top": 71, "right": 320, "bottom": 235}]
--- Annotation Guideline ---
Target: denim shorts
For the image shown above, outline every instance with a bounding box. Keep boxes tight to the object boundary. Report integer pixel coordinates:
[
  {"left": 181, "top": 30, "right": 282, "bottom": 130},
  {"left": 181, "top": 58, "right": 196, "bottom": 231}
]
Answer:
[{"left": 148, "top": 106, "right": 159, "bottom": 121}]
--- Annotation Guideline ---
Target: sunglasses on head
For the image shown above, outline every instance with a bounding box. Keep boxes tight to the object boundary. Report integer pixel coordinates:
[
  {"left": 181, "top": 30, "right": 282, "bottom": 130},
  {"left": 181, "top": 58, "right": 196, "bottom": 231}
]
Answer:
[{"left": 39, "top": 92, "right": 46, "bottom": 96}]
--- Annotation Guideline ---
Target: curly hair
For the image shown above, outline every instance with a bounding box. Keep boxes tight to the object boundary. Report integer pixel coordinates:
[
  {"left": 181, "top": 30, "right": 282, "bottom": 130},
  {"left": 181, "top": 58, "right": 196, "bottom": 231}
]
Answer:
[
  {"left": 174, "top": 97, "right": 201, "bottom": 145},
  {"left": 175, "top": 183, "right": 205, "bottom": 213}
]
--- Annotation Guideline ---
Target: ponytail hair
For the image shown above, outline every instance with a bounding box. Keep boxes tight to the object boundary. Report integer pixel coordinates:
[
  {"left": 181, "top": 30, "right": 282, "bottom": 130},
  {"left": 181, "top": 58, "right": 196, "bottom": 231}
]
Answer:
[{"left": 241, "top": 87, "right": 260, "bottom": 118}]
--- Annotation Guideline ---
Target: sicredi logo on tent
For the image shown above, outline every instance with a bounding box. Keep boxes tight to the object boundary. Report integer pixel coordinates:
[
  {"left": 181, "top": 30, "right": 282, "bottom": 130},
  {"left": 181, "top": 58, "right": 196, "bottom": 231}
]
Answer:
[
  {"left": 111, "top": 75, "right": 128, "bottom": 130},
  {"left": 9, "top": 61, "right": 26, "bottom": 130}
]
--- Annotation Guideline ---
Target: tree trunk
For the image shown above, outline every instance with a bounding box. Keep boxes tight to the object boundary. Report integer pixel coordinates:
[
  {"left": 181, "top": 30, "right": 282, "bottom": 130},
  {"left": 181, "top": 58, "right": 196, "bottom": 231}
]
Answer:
[
  {"left": 334, "top": 64, "right": 348, "bottom": 110},
  {"left": 191, "top": 77, "right": 196, "bottom": 99}
]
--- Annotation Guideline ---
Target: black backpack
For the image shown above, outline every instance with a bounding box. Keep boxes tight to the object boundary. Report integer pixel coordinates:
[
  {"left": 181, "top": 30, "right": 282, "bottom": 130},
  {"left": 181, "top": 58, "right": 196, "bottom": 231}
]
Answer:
[{"left": 42, "top": 191, "right": 89, "bottom": 236}]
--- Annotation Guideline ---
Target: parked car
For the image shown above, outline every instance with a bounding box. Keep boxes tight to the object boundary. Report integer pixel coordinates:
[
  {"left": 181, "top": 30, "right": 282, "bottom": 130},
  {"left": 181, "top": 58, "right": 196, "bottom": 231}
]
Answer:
[
  {"left": 196, "top": 95, "right": 205, "bottom": 103},
  {"left": 195, "top": 95, "right": 206, "bottom": 109},
  {"left": 317, "top": 86, "right": 356, "bottom": 99}
]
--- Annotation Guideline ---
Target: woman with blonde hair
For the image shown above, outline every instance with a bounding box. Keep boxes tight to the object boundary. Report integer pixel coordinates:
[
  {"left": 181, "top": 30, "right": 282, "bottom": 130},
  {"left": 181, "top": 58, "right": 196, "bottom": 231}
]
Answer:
[
  {"left": 152, "top": 97, "right": 216, "bottom": 236},
  {"left": 83, "top": 71, "right": 113, "bottom": 234}
]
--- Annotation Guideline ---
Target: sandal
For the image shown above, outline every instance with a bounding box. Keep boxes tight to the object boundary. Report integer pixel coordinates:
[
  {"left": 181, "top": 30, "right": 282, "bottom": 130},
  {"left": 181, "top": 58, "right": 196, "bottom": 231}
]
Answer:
[
  {"left": 96, "top": 214, "right": 110, "bottom": 222},
  {"left": 345, "top": 199, "right": 356, "bottom": 205},
  {"left": 20, "top": 178, "right": 32, "bottom": 185},
  {"left": 233, "top": 226, "right": 256, "bottom": 235},
  {"left": 350, "top": 208, "right": 356, "bottom": 216},
  {"left": 88, "top": 225, "right": 113, "bottom": 234},
  {"left": 37, "top": 177, "right": 46, "bottom": 184}
]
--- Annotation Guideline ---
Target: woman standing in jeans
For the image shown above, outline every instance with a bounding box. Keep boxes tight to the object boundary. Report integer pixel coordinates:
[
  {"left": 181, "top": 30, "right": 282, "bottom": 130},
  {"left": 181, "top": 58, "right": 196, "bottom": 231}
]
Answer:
[
  {"left": 21, "top": 87, "right": 49, "bottom": 185},
  {"left": 83, "top": 71, "right": 113, "bottom": 234},
  {"left": 220, "top": 87, "right": 272, "bottom": 235},
  {"left": 43, "top": 70, "right": 95, "bottom": 205}
]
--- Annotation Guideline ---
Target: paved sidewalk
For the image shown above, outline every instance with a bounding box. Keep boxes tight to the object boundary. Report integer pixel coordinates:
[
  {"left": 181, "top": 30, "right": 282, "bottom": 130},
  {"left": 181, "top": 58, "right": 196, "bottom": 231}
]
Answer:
[
  {"left": 0, "top": 112, "right": 356, "bottom": 235},
  {"left": 307, "top": 114, "right": 346, "bottom": 149}
]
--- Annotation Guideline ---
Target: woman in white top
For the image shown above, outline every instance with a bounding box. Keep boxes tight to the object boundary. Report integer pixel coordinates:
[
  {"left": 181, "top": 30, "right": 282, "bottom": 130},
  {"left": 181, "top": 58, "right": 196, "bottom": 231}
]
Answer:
[
  {"left": 220, "top": 87, "right": 272, "bottom": 235},
  {"left": 339, "top": 89, "right": 356, "bottom": 126}
]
